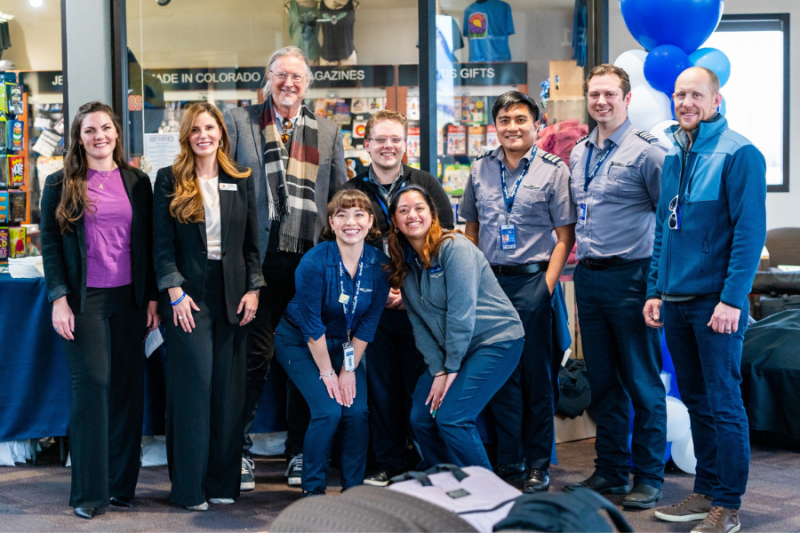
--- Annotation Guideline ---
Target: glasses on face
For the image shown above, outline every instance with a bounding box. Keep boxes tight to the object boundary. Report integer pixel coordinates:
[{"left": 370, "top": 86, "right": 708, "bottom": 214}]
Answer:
[
  {"left": 368, "top": 137, "right": 405, "bottom": 146},
  {"left": 271, "top": 71, "right": 305, "bottom": 83},
  {"left": 668, "top": 195, "right": 681, "bottom": 231}
]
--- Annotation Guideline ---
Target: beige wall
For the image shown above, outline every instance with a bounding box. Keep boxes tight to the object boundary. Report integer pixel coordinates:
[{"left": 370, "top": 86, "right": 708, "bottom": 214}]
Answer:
[
  {"left": 0, "top": 1, "right": 62, "bottom": 71},
  {"left": 609, "top": 0, "right": 800, "bottom": 230}
]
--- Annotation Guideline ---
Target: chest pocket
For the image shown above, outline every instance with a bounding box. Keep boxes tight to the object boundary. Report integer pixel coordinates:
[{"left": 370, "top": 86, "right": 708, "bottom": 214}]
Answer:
[
  {"left": 516, "top": 188, "right": 550, "bottom": 227},
  {"left": 607, "top": 164, "right": 641, "bottom": 200},
  {"left": 686, "top": 153, "right": 726, "bottom": 203}
]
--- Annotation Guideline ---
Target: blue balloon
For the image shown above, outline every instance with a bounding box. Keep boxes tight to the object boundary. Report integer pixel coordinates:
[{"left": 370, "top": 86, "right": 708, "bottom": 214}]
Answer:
[
  {"left": 689, "top": 47, "right": 731, "bottom": 86},
  {"left": 620, "top": 0, "right": 724, "bottom": 54},
  {"left": 644, "top": 45, "right": 691, "bottom": 95}
]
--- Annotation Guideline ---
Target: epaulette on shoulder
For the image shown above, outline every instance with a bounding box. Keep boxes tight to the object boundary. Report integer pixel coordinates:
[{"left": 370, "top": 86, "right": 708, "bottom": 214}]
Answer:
[
  {"left": 634, "top": 131, "right": 659, "bottom": 144},
  {"left": 541, "top": 152, "right": 563, "bottom": 166},
  {"left": 476, "top": 150, "right": 493, "bottom": 160},
  {"left": 575, "top": 134, "right": 589, "bottom": 146}
]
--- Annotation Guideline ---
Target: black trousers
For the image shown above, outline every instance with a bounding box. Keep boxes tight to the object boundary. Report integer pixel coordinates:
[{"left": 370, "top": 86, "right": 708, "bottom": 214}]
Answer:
[
  {"left": 63, "top": 284, "right": 147, "bottom": 509},
  {"left": 166, "top": 261, "right": 247, "bottom": 506},
  {"left": 489, "top": 271, "right": 560, "bottom": 470},
  {"left": 366, "top": 309, "right": 427, "bottom": 474},
  {"left": 243, "top": 251, "right": 310, "bottom": 458}
]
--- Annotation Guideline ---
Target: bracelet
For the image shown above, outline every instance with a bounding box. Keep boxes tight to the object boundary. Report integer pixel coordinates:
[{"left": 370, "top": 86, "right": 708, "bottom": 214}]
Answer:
[
  {"left": 319, "top": 371, "right": 336, "bottom": 380},
  {"left": 170, "top": 292, "right": 187, "bottom": 306},
  {"left": 434, "top": 371, "right": 447, "bottom": 378}
]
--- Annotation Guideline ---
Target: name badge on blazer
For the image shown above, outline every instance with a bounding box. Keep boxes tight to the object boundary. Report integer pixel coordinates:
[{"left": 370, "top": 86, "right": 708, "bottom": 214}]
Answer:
[{"left": 219, "top": 183, "right": 238, "bottom": 191}]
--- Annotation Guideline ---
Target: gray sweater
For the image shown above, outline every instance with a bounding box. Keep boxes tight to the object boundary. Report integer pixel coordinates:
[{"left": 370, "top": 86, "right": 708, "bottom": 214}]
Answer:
[{"left": 401, "top": 233, "right": 525, "bottom": 376}]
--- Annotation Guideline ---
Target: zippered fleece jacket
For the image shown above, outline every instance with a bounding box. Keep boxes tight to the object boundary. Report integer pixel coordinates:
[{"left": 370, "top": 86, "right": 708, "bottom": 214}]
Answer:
[
  {"left": 401, "top": 233, "right": 524, "bottom": 376},
  {"left": 646, "top": 115, "right": 767, "bottom": 309}
]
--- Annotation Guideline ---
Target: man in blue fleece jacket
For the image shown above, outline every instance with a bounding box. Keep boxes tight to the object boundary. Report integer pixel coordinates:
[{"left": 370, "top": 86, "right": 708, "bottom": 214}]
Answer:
[{"left": 643, "top": 67, "right": 766, "bottom": 533}]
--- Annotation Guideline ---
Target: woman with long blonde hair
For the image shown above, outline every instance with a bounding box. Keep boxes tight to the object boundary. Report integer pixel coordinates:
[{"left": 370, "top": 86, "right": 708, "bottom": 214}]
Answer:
[
  {"left": 386, "top": 185, "right": 524, "bottom": 470},
  {"left": 153, "top": 102, "right": 264, "bottom": 510},
  {"left": 40, "top": 101, "right": 160, "bottom": 520}
]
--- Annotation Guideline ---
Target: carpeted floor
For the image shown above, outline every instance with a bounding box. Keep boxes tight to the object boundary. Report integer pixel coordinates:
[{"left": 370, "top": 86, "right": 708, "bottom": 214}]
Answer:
[{"left": 1, "top": 439, "right": 798, "bottom": 532}]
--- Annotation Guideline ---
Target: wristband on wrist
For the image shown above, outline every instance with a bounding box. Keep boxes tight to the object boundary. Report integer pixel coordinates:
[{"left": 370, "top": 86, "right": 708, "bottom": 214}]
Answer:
[
  {"left": 434, "top": 371, "right": 446, "bottom": 378},
  {"left": 319, "top": 371, "right": 336, "bottom": 380},
  {"left": 170, "top": 292, "right": 187, "bottom": 306}
]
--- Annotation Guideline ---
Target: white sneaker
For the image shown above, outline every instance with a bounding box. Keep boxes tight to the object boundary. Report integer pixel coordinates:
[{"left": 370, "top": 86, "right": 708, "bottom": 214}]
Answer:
[
  {"left": 185, "top": 502, "right": 208, "bottom": 511},
  {"left": 241, "top": 457, "right": 255, "bottom": 491},
  {"left": 209, "top": 498, "right": 235, "bottom": 504}
]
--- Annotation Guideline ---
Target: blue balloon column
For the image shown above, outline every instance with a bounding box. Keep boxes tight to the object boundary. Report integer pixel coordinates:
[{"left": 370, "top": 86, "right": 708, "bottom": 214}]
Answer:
[{"left": 616, "top": 0, "right": 731, "bottom": 134}]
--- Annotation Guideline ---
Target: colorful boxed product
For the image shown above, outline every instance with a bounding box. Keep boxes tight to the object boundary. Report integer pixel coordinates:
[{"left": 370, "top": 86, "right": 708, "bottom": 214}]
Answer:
[
  {"left": 9, "top": 226, "right": 26, "bottom": 258},
  {"left": 0, "top": 227, "right": 9, "bottom": 260},
  {"left": 0, "top": 191, "right": 8, "bottom": 224},
  {"left": 7, "top": 84, "right": 23, "bottom": 116},
  {"left": 0, "top": 155, "right": 7, "bottom": 188},
  {"left": 7, "top": 119, "right": 24, "bottom": 152},
  {"left": 8, "top": 189, "right": 26, "bottom": 224},
  {"left": 7, "top": 155, "right": 24, "bottom": 187}
]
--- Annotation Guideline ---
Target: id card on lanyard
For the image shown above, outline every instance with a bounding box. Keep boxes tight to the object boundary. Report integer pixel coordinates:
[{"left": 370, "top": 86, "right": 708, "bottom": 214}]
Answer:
[
  {"left": 339, "top": 250, "right": 364, "bottom": 372},
  {"left": 580, "top": 142, "right": 616, "bottom": 226},
  {"left": 500, "top": 149, "right": 535, "bottom": 250}
]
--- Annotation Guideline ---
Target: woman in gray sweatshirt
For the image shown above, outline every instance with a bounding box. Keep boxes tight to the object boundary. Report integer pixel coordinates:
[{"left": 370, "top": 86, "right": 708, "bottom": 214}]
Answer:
[{"left": 386, "top": 185, "right": 524, "bottom": 470}]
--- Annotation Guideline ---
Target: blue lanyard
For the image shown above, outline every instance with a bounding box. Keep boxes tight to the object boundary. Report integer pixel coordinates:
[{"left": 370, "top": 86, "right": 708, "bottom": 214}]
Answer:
[
  {"left": 500, "top": 147, "right": 536, "bottom": 214},
  {"left": 338, "top": 250, "right": 364, "bottom": 340},
  {"left": 583, "top": 142, "right": 616, "bottom": 191},
  {"left": 373, "top": 194, "right": 389, "bottom": 220}
]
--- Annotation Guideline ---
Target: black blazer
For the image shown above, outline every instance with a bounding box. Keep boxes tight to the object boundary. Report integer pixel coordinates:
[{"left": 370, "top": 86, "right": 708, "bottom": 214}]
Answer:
[
  {"left": 40, "top": 167, "right": 158, "bottom": 313},
  {"left": 153, "top": 165, "right": 265, "bottom": 324}
]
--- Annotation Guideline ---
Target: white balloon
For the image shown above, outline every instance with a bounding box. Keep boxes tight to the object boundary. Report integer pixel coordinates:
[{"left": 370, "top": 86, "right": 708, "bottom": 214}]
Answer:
[
  {"left": 666, "top": 396, "right": 691, "bottom": 442},
  {"left": 614, "top": 49, "right": 648, "bottom": 89},
  {"left": 650, "top": 120, "right": 678, "bottom": 147},
  {"left": 671, "top": 431, "right": 697, "bottom": 475},
  {"left": 628, "top": 85, "right": 673, "bottom": 132}
]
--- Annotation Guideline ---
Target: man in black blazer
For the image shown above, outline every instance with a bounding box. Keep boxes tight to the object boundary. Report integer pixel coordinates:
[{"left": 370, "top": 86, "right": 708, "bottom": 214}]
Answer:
[
  {"left": 340, "top": 110, "right": 454, "bottom": 485},
  {"left": 224, "top": 45, "right": 347, "bottom": 490}
]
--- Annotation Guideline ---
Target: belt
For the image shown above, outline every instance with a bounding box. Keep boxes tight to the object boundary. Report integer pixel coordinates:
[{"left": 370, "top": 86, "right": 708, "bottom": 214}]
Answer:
[
  {"left": 491, "top": 262, "right": 548, "bottom": 276},
  {"left": 579, "top": 256, "right": 639, "bottom": 271}
]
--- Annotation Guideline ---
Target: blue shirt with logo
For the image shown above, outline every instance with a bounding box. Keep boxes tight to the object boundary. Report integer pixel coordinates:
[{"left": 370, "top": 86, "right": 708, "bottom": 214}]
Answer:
[{"left": 462, "top": 0, "right": 515, "bottom": 62}]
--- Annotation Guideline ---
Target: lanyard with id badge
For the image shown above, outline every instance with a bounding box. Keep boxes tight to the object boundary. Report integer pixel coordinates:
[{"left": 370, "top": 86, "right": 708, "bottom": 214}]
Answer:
[
  {"left": 339, "top": 251, "right": 364, "bottom": 372},
  {"left": 579, "top": 142, "right": 616, "bottom": 225},
  {"left": 499, "top": 148, "right": 535, "bottom": 250}
]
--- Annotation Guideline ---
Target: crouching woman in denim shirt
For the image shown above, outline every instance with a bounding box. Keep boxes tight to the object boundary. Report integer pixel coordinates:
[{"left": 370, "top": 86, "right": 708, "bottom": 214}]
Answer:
[
  {"left": 274, "top": 189, "right": 390, "bottom": 496},
  {"left": 386, "top": 185, "right": 525, "bottom": 470}
]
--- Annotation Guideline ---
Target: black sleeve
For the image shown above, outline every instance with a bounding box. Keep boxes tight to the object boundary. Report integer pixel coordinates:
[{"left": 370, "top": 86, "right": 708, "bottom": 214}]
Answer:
[
  {"left": 425, "top": 173, "right": 455, "bottom": 230},
  {"left": 244, "top": 173, "right": 266, "bottom": 291},
  {"left": 152, "top": 167, "right": 185, "bottom": 292},
  {"left": 138, "top": 170, "right": 159, "bottom": 301},
  {"left": 39, "top": 172, "right": 71, "bottom": 303}
]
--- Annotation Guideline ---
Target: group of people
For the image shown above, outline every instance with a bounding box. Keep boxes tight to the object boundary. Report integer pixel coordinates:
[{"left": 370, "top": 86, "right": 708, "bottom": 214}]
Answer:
[{"left": 40, "top": 45, "right": 765, "bottom": 533}]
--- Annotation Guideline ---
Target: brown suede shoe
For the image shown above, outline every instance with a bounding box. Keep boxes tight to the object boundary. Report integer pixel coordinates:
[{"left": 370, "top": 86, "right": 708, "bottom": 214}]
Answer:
[
  {"left": 690, "top": 506, "right": 741, "bottom": 533},
  {"left": 654, "top": 493, "right": 713, "bottom": 522}
]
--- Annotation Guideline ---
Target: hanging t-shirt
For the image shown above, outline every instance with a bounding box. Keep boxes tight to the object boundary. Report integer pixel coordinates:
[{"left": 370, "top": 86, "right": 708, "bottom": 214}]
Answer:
[
  {"left": 320, "top": 0, "right": 356, "bottom": 62},
  {"left": 288, "top": 0, "right": 322, "bottom": 62},
  {"left": 462, "top": 0, "right": 515, "bottom": 62},
  {"left": 416, "top": 14, "right": 464, "bottom": 64}
]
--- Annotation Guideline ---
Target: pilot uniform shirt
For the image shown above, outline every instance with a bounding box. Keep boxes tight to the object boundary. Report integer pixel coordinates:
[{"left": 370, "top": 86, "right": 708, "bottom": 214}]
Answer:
[
  {"left": 461, "top": 145, "right": 576, "bottom": 266},
  {"left": 569, "top": 119, "right": 667, "bottom": 262}
]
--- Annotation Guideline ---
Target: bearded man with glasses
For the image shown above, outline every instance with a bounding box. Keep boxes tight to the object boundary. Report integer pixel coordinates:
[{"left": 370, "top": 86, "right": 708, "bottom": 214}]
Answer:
[
  {"left": 644, "top": 67, "right": 767, "bottom": 533},
  {"left": 224, "top": 45, "right": 347, "bottom": 493},
  {"left": 339, "top": 109, "right": 453, "bottom": 486}
]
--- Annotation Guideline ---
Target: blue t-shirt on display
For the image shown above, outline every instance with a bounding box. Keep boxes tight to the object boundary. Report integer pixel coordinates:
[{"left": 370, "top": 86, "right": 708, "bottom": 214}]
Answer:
[{"left": 462, "top": 0, "right": 515, "bottom": 62}]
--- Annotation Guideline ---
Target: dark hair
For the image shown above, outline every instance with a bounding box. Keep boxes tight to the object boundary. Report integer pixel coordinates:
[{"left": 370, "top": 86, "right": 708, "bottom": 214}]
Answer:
[
  {"left": 584, "top": 64, "right": 632, "bottom": 97},
  {"left": 492, "top": 91, "right": 540, "bottom": 123},
  {"left": 321, "top": 189, "right": 381, "bottom": 241},
  {"left": 55, "top": 102, "right": 129, "bottom": 233}
]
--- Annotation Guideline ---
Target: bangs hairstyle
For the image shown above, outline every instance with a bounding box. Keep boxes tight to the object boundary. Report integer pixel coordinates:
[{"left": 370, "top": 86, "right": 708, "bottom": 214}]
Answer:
[
  {"left": 321, "top": 189, "right": 382, "bottom": 241},
  {"left": 584, "top": 64, "right": 632, "bottom": 97},
  {"left": 364, "top": 110, "right": 409, "bottom": 140},
  {"left": 492, "top": 90, "right": 540, "bottom": 123},
  {"left": 385, "top": 185, "right": 466, "bottom": 290},
  {"left": 55, "top": 101, "right": 129, "bottom": 233},
  {"left": 169, "top": 102, "right": 251, "bottom": 224}
]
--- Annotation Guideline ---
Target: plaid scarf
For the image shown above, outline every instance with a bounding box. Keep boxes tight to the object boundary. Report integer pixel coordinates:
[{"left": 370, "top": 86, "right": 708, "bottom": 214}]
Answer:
[{"left": 261, "top": 97, "right": 321, "bottom": 254}]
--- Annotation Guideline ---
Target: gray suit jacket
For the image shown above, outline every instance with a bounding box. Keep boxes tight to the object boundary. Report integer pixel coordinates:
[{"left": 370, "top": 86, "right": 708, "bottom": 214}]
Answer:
[{"left": 224, "top": 101, "right": 347, "bottom": 263}]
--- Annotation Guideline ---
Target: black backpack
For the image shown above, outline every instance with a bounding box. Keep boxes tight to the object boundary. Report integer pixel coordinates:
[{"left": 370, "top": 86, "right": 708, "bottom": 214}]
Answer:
[{"left": 493, "top": 487, "right": 632, "bottom": 532}]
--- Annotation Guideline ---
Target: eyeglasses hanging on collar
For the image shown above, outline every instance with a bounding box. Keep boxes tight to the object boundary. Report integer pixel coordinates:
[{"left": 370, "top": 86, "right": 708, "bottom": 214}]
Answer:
[{"left": 669, "top": 195, "right": 682, "bottom": 231}]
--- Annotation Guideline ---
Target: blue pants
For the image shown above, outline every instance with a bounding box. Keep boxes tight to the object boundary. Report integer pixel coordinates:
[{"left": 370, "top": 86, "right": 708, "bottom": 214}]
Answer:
[
  {"left": 366, "top": 309, "right": 427, "bottom": 474},
  {"left": 410, "top": 338, "right": 523, "bottom": 470},
  {"left": 574, "top": 260, "right": 667, "bottom": 488},
  {"left": 663, "top": 296, "right": 750, "bottom": 509},
  {"left": 489, "top": 272, "right": 560, "bottom": 469},
  {"left": 274, "top": 318, "right": 369, "bottom": 493}
]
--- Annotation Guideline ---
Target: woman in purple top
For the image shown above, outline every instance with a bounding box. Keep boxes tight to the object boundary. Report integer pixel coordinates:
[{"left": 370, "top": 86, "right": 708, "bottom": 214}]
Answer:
[{"left": 40, "top": 102, "right": 160, "bottom": 520}]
